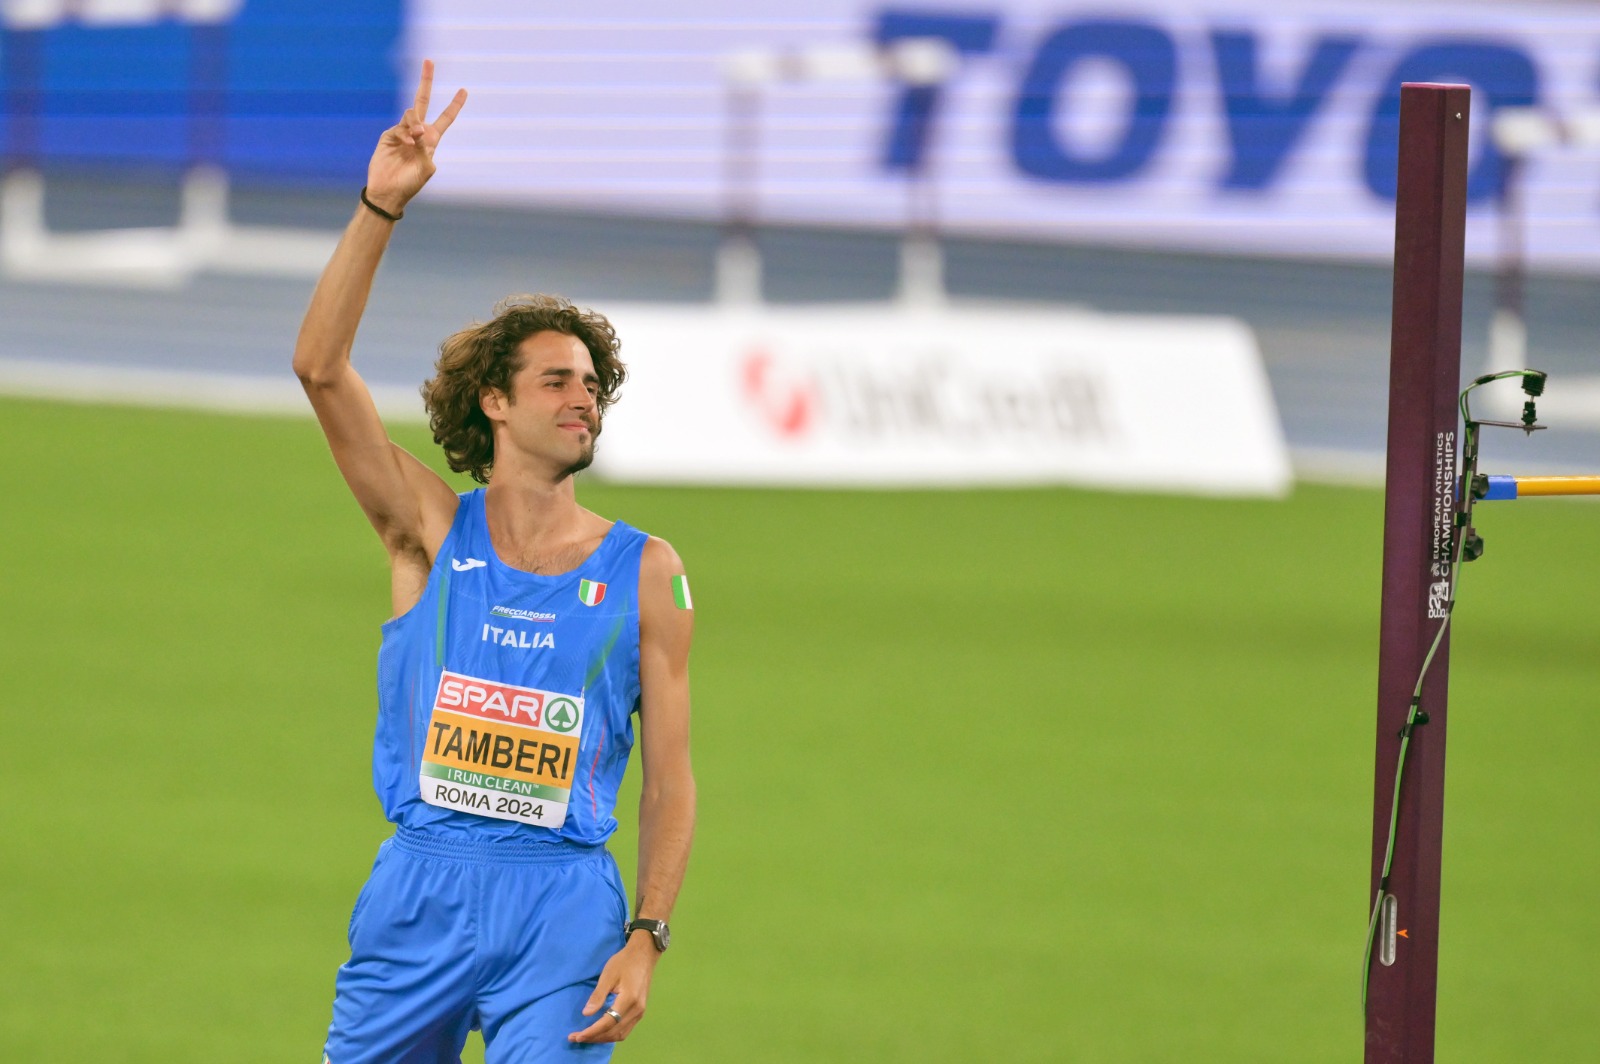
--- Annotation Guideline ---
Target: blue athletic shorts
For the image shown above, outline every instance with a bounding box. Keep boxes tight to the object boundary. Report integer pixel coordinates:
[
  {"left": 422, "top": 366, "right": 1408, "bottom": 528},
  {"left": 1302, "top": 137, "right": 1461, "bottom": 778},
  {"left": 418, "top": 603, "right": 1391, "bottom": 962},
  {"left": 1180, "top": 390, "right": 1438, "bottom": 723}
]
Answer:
[{"left": 323, "top": 827, "right": 630, "bottom": 1064}]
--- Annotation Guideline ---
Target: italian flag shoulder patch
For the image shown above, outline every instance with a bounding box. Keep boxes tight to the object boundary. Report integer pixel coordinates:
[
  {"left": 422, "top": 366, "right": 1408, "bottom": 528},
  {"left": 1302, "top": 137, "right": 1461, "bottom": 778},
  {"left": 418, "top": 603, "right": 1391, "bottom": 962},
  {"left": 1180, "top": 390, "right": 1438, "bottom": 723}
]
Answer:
[
  {"left": 671, "top": 574, "right": 693, "bottom": 610},
  {"left": 578, "top": 579, "right": 607, "bottom": 607}
]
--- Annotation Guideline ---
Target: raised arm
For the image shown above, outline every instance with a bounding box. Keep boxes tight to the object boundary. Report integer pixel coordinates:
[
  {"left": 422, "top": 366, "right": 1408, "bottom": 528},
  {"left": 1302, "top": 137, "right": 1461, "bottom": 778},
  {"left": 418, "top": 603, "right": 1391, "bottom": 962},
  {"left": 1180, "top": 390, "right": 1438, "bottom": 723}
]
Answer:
[
  {"left": 571, "top": 537, "right": 697, "bottom": 1045},
  {"left": 292, "top": 61, "right": 468, "bottom": 615}
]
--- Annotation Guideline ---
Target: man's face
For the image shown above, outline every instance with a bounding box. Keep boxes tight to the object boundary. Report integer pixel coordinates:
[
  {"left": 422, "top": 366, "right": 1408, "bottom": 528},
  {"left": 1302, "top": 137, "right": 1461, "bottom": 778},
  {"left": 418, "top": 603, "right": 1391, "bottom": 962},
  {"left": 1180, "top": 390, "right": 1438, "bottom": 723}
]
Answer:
[{"left": 485, "top": 331, "right": 601, "bottom": 478}]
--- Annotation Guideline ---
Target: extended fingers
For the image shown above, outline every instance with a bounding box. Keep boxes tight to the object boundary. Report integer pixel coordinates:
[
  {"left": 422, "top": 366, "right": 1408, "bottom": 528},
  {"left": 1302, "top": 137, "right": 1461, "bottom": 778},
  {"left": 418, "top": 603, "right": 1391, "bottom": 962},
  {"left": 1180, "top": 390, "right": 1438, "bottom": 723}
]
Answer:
[
  {"left": 433, "top": 88, "right": 469, "bottom": 136},
  {"left": 413, "top": 59, "right": 434, "bottom": 123},
  {"left": 411, "top": 58, "right": 466, "bottom": 139}
]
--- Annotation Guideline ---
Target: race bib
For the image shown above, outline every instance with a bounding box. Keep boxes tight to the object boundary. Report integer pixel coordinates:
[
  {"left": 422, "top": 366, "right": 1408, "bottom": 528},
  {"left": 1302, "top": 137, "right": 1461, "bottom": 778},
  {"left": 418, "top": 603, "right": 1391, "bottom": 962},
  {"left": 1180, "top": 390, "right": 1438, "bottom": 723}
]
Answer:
[{"left": 419, "top": 670, "right": 585, "bottom": 828}]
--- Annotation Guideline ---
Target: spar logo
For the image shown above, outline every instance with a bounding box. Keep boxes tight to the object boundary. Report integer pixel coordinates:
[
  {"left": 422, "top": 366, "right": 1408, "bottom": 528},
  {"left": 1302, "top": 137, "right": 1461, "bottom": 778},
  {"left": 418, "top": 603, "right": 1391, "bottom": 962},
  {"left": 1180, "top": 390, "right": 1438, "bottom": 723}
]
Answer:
[
  {"left": 435, "top": 672, "right": 547, "bottom": 727},
  {"left": 544, "top": 697, "right": 581, "bottom": 733},
  {"left": 737, "top": 347, "right": 1109, "bottom": 443},
  {"left": 433, "top": 671, "right": 586, "bottom": 735}
]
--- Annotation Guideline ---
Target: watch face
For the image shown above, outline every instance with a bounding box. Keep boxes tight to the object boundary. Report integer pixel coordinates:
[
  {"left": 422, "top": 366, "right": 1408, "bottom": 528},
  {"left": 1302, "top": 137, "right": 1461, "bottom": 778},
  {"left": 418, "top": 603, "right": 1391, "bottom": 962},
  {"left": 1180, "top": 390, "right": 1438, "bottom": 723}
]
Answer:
[{"left": 657, "top": 924, "right": 671, "bottom": 950}]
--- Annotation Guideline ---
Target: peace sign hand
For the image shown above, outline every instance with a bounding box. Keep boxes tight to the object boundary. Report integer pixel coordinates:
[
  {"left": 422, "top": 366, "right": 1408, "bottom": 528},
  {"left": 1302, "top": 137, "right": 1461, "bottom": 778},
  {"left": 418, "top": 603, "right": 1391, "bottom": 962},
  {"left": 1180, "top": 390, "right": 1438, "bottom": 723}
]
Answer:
[{"left": 366, "top": 60, "right": 468, "bottom": 216}]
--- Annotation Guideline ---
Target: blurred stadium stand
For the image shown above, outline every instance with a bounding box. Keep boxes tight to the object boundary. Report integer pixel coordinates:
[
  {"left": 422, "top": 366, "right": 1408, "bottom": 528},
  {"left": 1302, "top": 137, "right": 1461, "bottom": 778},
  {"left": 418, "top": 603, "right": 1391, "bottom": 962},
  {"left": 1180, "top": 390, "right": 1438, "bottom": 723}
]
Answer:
[
  {"left": 4, "top": 0, "right": 1600, "bottom": 479},
  {"left": 4, "top": 177, "right": 1598, "bottom": 476}
]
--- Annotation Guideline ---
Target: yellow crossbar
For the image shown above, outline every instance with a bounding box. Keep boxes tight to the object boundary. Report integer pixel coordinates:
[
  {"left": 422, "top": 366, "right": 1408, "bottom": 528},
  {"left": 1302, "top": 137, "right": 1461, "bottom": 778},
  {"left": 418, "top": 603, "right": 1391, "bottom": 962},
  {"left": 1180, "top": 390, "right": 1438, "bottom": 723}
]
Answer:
[{"left": 1515, "top": 476, "right": 1600, "bottom": 496}]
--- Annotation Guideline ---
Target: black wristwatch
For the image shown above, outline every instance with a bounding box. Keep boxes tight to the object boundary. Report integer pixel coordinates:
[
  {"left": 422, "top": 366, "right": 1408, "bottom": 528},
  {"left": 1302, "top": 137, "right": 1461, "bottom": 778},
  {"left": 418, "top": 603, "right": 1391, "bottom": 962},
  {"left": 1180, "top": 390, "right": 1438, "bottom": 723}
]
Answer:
[{"left": 626, "top": 918, "right": 670, "bottom": 952}]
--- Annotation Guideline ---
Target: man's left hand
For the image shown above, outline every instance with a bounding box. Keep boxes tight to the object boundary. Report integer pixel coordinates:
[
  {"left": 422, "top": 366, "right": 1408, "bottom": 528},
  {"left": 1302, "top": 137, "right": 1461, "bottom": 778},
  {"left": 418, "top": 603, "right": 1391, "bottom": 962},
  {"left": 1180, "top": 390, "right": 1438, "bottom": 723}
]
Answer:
[{"left": 568, "top": 934, "right": 660, "bottom": 1044}]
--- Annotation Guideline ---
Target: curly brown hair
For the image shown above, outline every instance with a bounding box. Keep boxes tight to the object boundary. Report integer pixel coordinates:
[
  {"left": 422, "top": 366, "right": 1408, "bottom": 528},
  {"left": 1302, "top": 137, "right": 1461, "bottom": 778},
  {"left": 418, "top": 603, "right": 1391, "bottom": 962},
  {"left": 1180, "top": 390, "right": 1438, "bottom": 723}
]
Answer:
[{"left": 421, "top": 294, "right": 627, "bottom": 484}]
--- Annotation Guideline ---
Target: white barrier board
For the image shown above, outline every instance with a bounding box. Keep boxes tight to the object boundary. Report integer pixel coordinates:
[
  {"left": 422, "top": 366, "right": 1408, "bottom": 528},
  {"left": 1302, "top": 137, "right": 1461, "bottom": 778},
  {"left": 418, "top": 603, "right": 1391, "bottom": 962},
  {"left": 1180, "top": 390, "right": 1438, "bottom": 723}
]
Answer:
[{"left": 593, "top": 303, "right": 1290, "bottom": 495}]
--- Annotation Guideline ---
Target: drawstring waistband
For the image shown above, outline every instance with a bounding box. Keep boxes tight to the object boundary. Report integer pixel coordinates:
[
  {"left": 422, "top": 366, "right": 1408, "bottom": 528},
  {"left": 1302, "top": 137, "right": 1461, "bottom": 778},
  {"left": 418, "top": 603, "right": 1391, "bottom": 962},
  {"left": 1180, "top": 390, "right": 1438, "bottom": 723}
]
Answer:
[{"left": 392, "top": 826, "right": 604, "bottom": 865}]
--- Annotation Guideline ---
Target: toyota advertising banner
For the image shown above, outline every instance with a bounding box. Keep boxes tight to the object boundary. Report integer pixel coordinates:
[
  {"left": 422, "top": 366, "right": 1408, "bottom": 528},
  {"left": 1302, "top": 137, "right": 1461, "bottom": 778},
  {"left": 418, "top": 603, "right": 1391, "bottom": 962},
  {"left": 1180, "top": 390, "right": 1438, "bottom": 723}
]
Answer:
[
  {"left": 4, "top": 1, "right": 1595, "bottom": 270},
  {"left": 592, "top": 305, "right": 1291, "bottom": 495},
  {"left": 408, "top": 0, "right": 1600, "bottom": 272}
]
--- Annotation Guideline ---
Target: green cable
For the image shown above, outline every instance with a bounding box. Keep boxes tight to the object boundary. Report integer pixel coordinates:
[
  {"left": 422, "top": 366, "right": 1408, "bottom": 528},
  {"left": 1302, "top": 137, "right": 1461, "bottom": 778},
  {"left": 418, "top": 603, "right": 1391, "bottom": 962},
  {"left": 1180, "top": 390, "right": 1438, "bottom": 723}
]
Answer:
[
  {"left": 1362, "top": 371, "right": 1544, "bottom": 1014},
  {"left": 1361, "top": 417, "right": 1480, "bottom": 1011}
]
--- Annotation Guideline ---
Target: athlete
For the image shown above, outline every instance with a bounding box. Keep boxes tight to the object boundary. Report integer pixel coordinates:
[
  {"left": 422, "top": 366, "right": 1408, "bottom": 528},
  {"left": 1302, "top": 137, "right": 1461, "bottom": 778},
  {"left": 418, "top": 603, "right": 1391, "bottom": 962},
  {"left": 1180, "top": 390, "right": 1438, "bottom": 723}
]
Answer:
[{"left": 293, "top": 62, "right": 696, "bottom": 1062}]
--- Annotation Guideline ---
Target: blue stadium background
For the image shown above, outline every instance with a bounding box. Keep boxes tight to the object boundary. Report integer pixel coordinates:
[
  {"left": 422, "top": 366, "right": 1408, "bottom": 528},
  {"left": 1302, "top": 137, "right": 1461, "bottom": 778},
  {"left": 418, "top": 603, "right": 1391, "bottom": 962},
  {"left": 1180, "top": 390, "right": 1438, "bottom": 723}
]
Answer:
[{"left": 0, "top": 1, "right": 400, "bottom": 182}]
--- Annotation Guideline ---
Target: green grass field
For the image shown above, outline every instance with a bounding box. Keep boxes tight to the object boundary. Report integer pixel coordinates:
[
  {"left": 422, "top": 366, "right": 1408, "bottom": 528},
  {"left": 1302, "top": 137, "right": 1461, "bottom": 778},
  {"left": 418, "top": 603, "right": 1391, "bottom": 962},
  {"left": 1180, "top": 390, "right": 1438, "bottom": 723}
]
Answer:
[{"left": 3, "top": 395, "right": 1597, "bottom": 1062}]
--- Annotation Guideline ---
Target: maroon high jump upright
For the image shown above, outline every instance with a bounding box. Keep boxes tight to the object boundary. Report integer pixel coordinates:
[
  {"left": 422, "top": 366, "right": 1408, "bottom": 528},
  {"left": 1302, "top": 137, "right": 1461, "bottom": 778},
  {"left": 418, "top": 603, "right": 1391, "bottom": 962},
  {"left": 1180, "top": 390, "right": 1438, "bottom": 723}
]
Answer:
[{"left": 1365, "top": 82, "right": 1472, "bottom": 1064}]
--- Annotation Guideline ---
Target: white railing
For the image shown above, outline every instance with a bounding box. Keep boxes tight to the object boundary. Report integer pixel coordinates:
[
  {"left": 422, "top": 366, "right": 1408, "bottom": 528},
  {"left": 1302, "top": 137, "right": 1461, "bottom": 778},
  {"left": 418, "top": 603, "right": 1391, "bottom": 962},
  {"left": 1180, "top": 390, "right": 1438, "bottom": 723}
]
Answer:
[
  {"left": 0, "top": 0, "right": 342, "bottom": 286},
  {"left": 715, "top": 37, "right": 959, "bottom": 308},
  {"left": 1, "top": 0, "right": 242, "bottom": 29},
  {"left": 1483, "top": 104, "right": 1600, "bottom": 426},
  {"left": 1, "top": 167, "right": 341, "bottom": 287}
]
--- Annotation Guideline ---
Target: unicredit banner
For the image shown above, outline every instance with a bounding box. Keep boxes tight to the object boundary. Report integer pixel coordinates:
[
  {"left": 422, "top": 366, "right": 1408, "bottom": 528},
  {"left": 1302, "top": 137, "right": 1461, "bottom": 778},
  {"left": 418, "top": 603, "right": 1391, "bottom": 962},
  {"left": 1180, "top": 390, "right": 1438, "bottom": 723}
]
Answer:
[
  {"left": 591, "top": 304, "right": 1290, "bottom": 494},
  {"left": 410, "top": 0, "right": 1600, "bottom": 271}
]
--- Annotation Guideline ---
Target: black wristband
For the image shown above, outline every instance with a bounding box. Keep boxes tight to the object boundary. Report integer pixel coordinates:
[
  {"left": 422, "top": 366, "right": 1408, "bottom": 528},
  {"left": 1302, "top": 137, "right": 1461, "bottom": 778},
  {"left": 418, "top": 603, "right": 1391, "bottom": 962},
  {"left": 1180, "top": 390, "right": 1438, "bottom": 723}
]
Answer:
[
  {"left": 626, "top": 918, "right": 670, "bottom": 952},
  {"left": 359, "top": 186, "right": 404, "bottom": 222}
]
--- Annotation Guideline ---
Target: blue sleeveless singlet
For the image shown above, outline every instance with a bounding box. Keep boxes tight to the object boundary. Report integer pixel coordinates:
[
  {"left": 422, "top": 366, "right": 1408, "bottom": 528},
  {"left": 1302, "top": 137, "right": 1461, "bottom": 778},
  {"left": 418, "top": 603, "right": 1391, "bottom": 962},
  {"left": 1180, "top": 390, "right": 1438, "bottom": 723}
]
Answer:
[{"left": 371, "top": 489, "right": 646, "bottom": 845}]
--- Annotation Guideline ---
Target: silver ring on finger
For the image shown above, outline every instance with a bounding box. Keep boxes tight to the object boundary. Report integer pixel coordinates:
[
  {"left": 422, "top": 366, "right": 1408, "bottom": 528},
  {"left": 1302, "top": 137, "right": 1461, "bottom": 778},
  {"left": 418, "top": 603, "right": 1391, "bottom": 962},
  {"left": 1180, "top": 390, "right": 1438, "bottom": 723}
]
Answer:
[{"left": 605, "top": 1009, "right": 623, "bottom": 1023}]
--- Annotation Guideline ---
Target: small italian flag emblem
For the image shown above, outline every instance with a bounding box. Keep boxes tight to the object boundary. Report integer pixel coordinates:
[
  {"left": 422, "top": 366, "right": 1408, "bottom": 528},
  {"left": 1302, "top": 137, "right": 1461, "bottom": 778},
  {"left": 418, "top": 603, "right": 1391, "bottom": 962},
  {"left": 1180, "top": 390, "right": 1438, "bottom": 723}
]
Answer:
[
  {"left": 578, "top": 579, "right": 607, "bottom": 607},
  {"left": 671, "top": 574, "right": 693, "bottom": 610}
]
